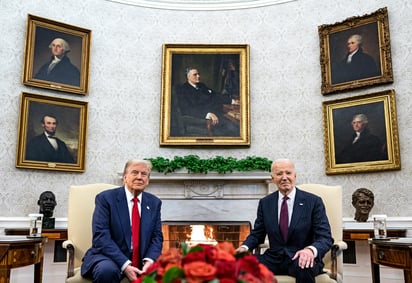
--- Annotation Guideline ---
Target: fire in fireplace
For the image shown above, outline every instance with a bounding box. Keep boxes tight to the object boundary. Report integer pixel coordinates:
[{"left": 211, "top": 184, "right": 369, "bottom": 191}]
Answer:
[{"left": 161, "top": 221, "right": 251, "bottom": 252}]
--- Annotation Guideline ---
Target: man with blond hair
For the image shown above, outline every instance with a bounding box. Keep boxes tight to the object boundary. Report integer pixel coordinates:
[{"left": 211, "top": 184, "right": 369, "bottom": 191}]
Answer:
[{"left": 81, "top": 159, "right": 163, "bottom": 282}]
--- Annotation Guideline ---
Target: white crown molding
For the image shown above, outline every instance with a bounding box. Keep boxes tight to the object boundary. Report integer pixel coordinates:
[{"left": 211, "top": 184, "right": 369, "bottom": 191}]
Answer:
[{"left": 104, "top": 0, "right": 297, "bottom": 11}]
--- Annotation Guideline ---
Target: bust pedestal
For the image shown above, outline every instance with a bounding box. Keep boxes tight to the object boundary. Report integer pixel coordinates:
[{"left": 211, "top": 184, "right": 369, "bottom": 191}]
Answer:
[{"left": 43, "top": 217, "right": 55, "bottom": 229}]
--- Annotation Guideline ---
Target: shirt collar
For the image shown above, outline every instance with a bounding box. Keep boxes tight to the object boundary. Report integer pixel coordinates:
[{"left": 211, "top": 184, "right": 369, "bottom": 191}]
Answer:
[
  {"left": 278, "top": 187, "right": 296, "bottom": 202},
  {"left": 124, "top": 186, "right": 142, "bottom": 202}
]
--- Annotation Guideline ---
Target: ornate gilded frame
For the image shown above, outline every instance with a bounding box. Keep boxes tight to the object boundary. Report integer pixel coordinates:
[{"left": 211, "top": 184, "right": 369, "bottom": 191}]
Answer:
[
  {"left": 16, "top": 92, "right": 88, "bottom": 172},
  {"left": 22, "top": 14, "right": 91, "bottom": 95},
  {"left": 322, "top": 89, "right": 400, "bottom": 175},
  {"left": 318, "top": 7, "right": 393, "bottom": 95},
  {"left": 160, "top": 44, "right": 250, "bottom": 146}
]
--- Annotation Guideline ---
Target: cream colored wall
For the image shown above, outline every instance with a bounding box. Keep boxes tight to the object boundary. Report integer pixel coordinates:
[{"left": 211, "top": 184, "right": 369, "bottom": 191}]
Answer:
[{"left": 0, "top": 0, "right": 411, "bottom": 219}]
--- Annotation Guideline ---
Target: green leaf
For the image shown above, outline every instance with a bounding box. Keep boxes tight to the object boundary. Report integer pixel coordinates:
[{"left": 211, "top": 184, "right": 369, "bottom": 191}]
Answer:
[
  {"left": 145, "top": 155, "right": 272, "bottom": 174},
  {"left": 142, "top": 275, "right": 157, "bottom": 283},
  {"left": 162, "top": 266, "right": 185, "bottom": 283}
]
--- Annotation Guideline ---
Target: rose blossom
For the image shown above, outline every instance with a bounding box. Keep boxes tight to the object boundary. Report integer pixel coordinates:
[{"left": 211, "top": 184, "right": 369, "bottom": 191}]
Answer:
[
  {"left": 158, "top": 247, "right": 181, "bottom": 266},
  {"left": 183, "top": 261, "right": 217, "bottom": 283},
  {"left": 237, "top": 254, "right": 262, "bottom": 278}
]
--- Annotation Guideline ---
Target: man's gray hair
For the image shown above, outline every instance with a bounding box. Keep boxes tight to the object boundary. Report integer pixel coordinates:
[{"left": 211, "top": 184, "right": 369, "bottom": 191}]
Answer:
[
  {"left": 49, "top": 38, "right": 71, "bottom": 53},
  {"left": 349, "top": 34, "right": 363, "bottom": 46},
  {"left": 271, "top": 158, "right": 295, "bottom": 171},
  {"left": 352, "top": 113, "right": 368, "bottom": 124},
  {"left": 185, "top": 67, "right": 197, "bottom": 78}
]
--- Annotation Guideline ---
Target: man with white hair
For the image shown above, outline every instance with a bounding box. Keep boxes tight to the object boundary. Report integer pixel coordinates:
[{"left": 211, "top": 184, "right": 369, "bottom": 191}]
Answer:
[{"left": 34, "top": 37, "right": 80, "bottom": 86}]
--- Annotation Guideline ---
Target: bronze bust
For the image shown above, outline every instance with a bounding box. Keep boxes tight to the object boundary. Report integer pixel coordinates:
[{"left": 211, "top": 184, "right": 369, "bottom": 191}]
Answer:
[
  {"left": 37, "top": 191, "right": 57, "bottom": 228},
  {"left": 352, "top": 188, "right": 374, "bottom": 222}
]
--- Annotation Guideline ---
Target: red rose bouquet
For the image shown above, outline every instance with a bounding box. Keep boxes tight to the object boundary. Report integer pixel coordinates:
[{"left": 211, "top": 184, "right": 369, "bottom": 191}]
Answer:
[{"left": 134, "top": 242, "right": 277, "bottom": 283}]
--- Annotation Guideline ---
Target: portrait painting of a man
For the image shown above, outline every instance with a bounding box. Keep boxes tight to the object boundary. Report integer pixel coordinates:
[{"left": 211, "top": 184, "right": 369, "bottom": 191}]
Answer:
[
  {"left": 333, "top": 102, "right": 388, "bottom": 165},
  {"left": 170, "top": 54, "right": 241, "bottom": 138},
  {"left": 22, "top": 14, "right": 91, "bottom": 95},
  {"left": 323, "top": 89, "right": 400, "bottom": 174},
  {"left": 16, "top": 92, "right": 88, "bottom": 172},
  {"left": 33, "top": 27, "right": 82, "bottom": 87},
  {"left": 318, "top": 7, "right": 393, "bottom": 95},
  {"left": 329, "top": 22, "right": 381, "bottom": 85},
  {"left": 24, "top": 101, "right": 80, "bottom": 164},
  {"left": 160, "top": 44, "right": 250, "bottom": 146}
]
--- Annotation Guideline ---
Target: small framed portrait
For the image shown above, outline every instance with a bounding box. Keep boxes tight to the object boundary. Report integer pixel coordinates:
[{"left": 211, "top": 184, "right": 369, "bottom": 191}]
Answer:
[
  {"left": 16, "top": 92, "right": 88, "bottom": 172},
  {"left": 160, "top": 44, "right": 250, "bottom": 146},
  {"left": 22, "top": 14, "right": 92, "bottom": 95},
  {"left": 318, "top": 7, "right": 393, "bottom": 95},
  {"left": 322, "top": 89, "right": 400, "bottom": 175}
]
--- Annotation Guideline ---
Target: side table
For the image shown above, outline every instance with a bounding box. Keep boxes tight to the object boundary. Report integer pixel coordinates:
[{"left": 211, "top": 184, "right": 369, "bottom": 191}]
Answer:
[
  {"left": 5, "top": 228, "right": 68, "bottom": 263},
  {"left": 342, "top": 228, "right": 406, "bottom": 264},
  {"left": 369, "top": 237, "right": 412, "bottom": 283},
  {"left": 0, "top": 236, "right": 47, "bottom": 283}
]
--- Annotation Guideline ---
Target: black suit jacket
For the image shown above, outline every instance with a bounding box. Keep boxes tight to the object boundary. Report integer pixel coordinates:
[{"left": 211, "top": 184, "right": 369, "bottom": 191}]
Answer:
[
  {"left": 25, "top": 133, "right": 75, "bottom": 163},
  {"left": 35, "top": 55, "right": 80, "bottom": 86},
  {"left": 332, "top": 48, "right": 380, "bottom": 84},
  {"left": 336, "top": 128, "right": 387, "bottom": 164},
  {"left": 176, "top": 82, "right": 232, "bottom": 119}
]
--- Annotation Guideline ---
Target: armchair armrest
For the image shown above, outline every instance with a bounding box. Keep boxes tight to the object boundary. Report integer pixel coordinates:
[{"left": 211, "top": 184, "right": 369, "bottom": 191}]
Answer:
[
  {"left": 330, "top": 240, "right": 347, "bottom": 280},
  {"left": 62, "top": 240, "right": 75, "bottom": 278},
  {"left": 253, "top": 241, "right": 269, "bottom": 255}
]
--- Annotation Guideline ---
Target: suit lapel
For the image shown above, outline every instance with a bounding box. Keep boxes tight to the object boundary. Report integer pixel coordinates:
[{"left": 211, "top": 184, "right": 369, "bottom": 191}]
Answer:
[
  {"left": 288, "top": 189, "right": 305, "bottom": 236},
  {"left": 115, "top": 187, "right": 131, "bottom": 248},
  {"left": 267, "top": 193, "right": 283, "bottom": 240}
]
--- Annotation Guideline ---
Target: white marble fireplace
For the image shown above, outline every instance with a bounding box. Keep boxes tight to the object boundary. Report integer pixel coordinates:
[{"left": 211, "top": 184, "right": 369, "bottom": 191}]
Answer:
[{"left": 145, "top": 171, "right": 274, "bottom": 226}]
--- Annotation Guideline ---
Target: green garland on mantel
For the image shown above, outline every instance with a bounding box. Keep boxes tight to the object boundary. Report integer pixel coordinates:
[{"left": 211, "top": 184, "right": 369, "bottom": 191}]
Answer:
[{"left": 145, "top": 155, "right": 272, "bottom": 174}]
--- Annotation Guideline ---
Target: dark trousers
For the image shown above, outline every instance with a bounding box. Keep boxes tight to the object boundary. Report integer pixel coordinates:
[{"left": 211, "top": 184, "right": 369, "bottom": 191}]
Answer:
[
  {"left": 83, "top": 258, "right": 123, "bottom": 283},
  {"left": 256, "top": 252, "right": 323, "bottom": 283}
]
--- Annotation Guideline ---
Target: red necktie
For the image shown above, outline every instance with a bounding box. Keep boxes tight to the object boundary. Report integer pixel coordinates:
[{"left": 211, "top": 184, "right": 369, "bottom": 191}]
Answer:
[
  {"left": 132, "top": 197, "right": 140, "bottom": 267},
  {"left": 279, "top": 196, "right": 289, "bottom": 241}
]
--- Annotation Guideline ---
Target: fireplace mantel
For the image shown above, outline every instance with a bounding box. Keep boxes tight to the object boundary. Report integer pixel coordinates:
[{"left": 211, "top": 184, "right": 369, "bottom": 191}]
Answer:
[
  {"left": 119, "top": 171, "right": 274, "bottom": 199},
  {"left": 150, "top": 171, "right": 272, "bottom": 181}
]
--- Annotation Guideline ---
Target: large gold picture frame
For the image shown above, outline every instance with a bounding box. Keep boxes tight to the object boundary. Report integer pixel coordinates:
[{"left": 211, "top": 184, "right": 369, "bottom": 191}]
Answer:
[
  {"left": 22, "top": 14, "right": 91, "bottom": 95},
  {"left": 160, "top": 44, "right": 250, "bottom": 146},
  {"left": 318, "top": 7, "right": 393, "bottom": 95},
  {"left": 322, "top": 89, "right": 400, "bottom": 175},
  {"left": 16, "top": 92, "right": 88, "bottom": 172}
]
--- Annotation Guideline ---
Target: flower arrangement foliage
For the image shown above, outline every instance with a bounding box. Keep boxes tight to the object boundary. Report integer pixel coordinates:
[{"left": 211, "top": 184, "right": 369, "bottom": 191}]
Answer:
[
  {"left": 136, "top": 242, "right": 277, "bottom": 283},
  {"left": 145, "top": 155, "right": 272, "bottom": 174}
]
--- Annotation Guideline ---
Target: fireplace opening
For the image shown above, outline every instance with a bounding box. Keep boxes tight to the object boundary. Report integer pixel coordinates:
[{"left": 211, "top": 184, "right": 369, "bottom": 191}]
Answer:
[{"left": 161, "top": 221, "right": 251, "bottom": 252}]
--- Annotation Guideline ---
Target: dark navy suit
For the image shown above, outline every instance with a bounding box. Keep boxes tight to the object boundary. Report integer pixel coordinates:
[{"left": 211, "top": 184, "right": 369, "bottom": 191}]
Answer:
[
  {"left": 243, "top": 188, "right": 333, "bottom": 282},
  {"left": 81, "top": 187, "right": 163, "bottom": 281}
]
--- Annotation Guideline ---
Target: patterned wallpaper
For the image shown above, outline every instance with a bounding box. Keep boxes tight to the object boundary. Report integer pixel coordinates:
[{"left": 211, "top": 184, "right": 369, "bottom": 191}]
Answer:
[{"left": 0, "top": 0, "right": 411, "bottom": 220}]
